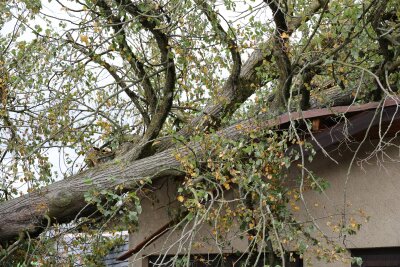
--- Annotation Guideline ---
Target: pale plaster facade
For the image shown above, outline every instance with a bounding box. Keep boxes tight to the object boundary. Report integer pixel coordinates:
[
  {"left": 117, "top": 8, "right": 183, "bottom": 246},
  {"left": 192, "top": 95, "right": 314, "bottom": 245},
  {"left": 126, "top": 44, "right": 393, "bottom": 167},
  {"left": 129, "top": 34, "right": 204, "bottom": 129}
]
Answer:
[{"left": 127, "top": 139, "right": 400, "bottom": 267}]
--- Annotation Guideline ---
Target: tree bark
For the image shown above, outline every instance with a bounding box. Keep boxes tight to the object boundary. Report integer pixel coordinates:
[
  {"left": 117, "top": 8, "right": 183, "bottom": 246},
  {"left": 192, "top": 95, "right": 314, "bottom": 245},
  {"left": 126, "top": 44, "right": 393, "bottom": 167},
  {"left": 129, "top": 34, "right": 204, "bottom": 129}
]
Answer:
[
  {"left": 0, "top": 113, "right": 256, "bottom": 242},
  {"left": 0, "top": 98, "right": 391, "bottom": 243},
  {"left": 0, "top": 149, "right": 181, "bottom": 242}
]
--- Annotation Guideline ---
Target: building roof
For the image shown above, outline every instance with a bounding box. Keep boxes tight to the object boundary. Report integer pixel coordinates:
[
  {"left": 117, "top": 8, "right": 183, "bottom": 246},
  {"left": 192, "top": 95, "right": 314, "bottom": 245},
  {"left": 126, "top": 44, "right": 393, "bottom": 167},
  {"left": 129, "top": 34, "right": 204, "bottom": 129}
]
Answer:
[{"left": 117, "top": 99, "right": 400, "bottom": 261}]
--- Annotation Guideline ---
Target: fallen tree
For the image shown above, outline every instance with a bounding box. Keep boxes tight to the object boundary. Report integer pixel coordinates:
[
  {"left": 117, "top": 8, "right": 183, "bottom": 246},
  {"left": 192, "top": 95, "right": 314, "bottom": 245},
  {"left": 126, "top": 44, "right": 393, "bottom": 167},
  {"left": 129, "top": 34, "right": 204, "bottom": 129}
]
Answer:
[
  {"left": 0, "top": 99, "right": 398, "bottom": 242},
  {"left": 0, "top": 0, "right": 399, "bottom": 265}
]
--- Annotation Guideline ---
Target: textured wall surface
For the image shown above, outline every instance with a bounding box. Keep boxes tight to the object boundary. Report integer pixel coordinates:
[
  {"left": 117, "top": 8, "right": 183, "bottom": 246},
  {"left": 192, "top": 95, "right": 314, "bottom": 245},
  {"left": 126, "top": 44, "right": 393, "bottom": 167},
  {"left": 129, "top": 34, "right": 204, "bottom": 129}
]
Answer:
[{"left": 126, "top": 139, "right": 400, "bottom": 267}]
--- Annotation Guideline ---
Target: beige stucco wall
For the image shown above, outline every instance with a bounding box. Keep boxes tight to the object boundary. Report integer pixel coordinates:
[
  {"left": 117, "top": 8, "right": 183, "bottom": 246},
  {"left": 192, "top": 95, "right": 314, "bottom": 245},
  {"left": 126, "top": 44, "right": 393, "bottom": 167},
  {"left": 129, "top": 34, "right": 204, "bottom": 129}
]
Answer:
[
  {"left": 128, "top": 139, "right": 400, "bottom": 267},
  {"left": 292, "top": 140, "right": 400, "bottom": 266},
  {"left": 303, "top": 143, "right": 400, "bottom": 248},
  {"left": 128, "top": 178, "right": 249, "bottom": 267}
]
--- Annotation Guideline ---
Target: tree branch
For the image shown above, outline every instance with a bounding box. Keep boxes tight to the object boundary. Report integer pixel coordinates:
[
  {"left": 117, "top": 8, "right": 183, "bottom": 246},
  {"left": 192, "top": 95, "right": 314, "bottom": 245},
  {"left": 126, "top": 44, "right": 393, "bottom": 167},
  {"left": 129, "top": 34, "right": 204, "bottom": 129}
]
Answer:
[
  {"left": 118, "top": 0, "right": 177, "bottom": 159},
  {"left": 157, "top": 0, "right": 327, "bottom": 151},
  {"left": 265, "top": 0, "right": 292, "bottom": 110},
  {"left": 65, "top": 34, "right": 151, "bottom": 126},
  {"left": 95, "top": 0, "right": 158, "bottom": 115},
  {"left": 195, "top": 0, "right": 241, "bottom": 82}
]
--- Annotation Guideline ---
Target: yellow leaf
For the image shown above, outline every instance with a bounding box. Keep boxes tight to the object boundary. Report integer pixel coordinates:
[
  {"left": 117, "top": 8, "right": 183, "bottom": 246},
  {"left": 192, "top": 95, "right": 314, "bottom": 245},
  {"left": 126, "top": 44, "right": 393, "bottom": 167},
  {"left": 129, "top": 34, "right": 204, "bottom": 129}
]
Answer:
[
  {"left": 281, "top": 32, "right": 289, "bottom": 39},
  {"left": 80, "top": 34, "right": 89, "bottom": 45},
  {"left": 177, "top": 195, "right": 185, "bottom": 202},
  {"left": 223, "top": 183, "right": 230, "bottom": 190}
]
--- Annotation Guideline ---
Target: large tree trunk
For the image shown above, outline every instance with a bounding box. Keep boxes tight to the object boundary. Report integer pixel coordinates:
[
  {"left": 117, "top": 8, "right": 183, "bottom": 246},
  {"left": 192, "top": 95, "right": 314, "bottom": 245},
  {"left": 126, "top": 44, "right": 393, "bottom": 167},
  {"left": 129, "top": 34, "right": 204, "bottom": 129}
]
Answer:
[
  {"left": 0, "top": 149, "right": 181, "bottom": 242},
  {"left": 0, "top": 117, "right": 249, "bottom": 242},
  {"left": 0, "top": 99, "right": 394, "bottom": 243}
]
